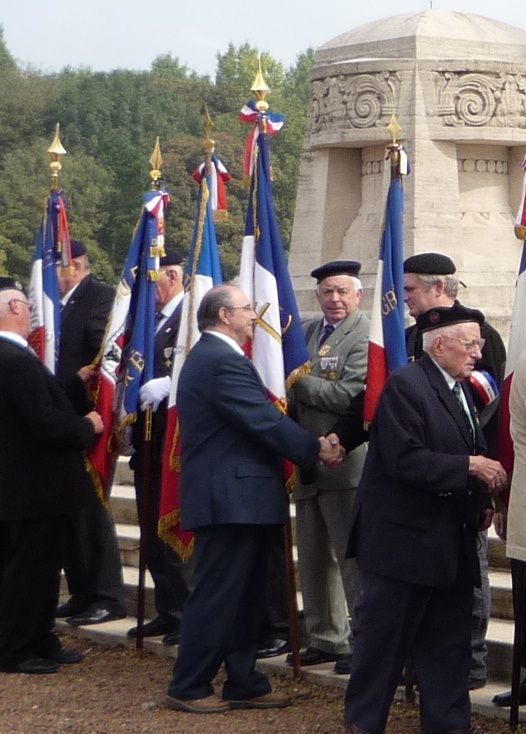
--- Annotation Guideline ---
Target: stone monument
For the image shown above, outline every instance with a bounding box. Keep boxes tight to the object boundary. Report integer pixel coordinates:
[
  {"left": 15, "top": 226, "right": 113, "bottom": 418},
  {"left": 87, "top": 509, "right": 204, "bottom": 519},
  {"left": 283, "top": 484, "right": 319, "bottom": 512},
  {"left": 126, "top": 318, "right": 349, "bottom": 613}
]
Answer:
[{"left": 289, "top": 11, "right": 526, "bottom": 338}]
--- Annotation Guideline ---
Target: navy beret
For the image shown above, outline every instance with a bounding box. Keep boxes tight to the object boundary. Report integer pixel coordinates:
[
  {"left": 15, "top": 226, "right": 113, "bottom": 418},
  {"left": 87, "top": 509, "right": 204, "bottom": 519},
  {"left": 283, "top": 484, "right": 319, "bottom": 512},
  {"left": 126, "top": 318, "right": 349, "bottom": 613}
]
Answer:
[
  {"left": 403, "top": 253, "right": 456, "bottom": 275},
  {"left": 311, "top": 260, "right": 361, "bottom": 282},
  {"left": 416, "top": 302, "right": 484, "bottom": 332},
  {"left": 70, "top": 239, "right": 87, "bottom": 258},
  {"left": 160, "top": 248, "right": 183, "bottom": 267},
  {"left": 0, "top": 276, "right": 25, "bottom": 294}
]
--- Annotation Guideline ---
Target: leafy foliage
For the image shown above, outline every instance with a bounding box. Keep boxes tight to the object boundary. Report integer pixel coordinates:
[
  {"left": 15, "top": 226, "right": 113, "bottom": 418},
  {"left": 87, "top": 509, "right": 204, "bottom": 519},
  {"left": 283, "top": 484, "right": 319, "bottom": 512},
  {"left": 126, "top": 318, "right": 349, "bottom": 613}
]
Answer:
[{"left": 0, "top": 40, "right": 314, "bottom": 285}]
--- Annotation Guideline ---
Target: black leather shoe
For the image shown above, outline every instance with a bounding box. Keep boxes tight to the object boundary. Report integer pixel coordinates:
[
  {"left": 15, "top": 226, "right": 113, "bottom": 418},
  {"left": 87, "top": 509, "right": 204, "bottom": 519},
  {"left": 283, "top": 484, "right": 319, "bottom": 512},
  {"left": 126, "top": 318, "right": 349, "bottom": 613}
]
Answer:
[
  {"left": 46, "top": 647, "right": 85, "bottom": 664},
  {"left": 492, "top": 682, "right": 526, "bottom": 707},
  {"left": 14, "top": 657, "right": 60, "bottom": 674},
  {"left": 334, "top": 653, "right": 352, "bottom": 674},
  {"left": 56, "top": 597, "right": 88, "bottom": 618},
  {"left": 286, "top": 646, "right": 347, "bottom": 666},
  {"left": 127, "top": 616, "right": 179, "bottom": 638},
  {"left": 162, "top": 630, "right": 181, "bottom": 646},
  {"left": 257, "top": 638, "right": 290, "bottom": 658},
  {"left": 66, "top": 606, "right": 125, "bottom": 627}
]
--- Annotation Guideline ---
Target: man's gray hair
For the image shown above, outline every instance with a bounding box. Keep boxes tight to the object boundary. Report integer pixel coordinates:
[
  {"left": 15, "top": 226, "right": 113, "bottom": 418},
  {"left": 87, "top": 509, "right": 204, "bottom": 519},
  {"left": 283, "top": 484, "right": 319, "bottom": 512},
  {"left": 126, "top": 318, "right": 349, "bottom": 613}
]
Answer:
[
  {"left": 197, "top": 285, "right": 235, "bottom": 332},
  {"left": 316, "top": 276, "right": 362, "bottom": 294},
  {"left": 415, "top": 273, "right": 459, "bottom": 299}
]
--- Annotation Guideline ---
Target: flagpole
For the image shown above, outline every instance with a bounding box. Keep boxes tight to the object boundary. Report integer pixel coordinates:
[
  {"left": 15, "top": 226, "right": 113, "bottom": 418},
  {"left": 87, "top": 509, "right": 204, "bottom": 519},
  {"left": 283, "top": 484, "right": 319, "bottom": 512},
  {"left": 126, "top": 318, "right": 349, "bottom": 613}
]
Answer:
[
  {"left": 383, "top": 115, "right": 417, "bottom": 702},
  {"left": 135, "top": 139, "right": 164, "bottom": 653},
  {"left": 249, "top": 60, "right": 303, "bottom": 681}
]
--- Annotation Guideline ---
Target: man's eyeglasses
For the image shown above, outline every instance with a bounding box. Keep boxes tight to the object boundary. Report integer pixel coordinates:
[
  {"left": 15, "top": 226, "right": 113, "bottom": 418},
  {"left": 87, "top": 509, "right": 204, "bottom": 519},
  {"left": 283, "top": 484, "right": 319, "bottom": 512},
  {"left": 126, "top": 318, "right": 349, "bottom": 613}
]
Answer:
[
  {"left": 443, "top": 336, "right": 485, "bottom": 352},
  {"left": 227, "top": 304, "right": 256, "bottom": 312}
]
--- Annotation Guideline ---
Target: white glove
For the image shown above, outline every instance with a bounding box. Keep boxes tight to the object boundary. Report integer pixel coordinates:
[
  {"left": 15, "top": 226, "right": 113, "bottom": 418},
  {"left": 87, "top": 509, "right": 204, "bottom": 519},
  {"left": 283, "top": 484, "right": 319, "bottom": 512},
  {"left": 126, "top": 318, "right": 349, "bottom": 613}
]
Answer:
[{"left": 139, "top": 376, "right": 171, "bottom": 412}]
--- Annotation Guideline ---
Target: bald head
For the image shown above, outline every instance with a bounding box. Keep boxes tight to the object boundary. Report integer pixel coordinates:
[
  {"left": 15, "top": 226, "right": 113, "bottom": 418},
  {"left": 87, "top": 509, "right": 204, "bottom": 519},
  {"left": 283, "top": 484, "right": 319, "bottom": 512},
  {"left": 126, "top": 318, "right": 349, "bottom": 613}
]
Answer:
[{"left": 0, "top": 289, "right": 31, "bottom": 338}]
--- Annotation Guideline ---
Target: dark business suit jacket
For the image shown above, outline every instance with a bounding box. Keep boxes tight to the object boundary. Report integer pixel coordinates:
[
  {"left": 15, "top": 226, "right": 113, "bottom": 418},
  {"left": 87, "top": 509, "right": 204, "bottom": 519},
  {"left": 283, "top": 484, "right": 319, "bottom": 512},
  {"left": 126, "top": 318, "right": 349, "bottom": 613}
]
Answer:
[
  {"left": 57, "top": 274, "right": 114, "bottom": 383},
  {"left": 0, "top": 337, "right": 95, "bottom": 521},
  {"left": 177, "top": 332, "right": 320, "bottom": 531},
  {"left": 348, "top": 353, "right": 487, "bottom": 589}
]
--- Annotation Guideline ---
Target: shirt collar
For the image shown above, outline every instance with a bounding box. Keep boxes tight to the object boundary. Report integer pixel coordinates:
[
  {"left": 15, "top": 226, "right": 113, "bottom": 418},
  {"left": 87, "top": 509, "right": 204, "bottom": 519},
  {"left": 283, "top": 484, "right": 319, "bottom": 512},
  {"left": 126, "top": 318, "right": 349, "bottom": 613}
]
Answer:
[
  {"left": 207, "top": 330, "right": 245, "bottom": 356},
  {"left": 158, "top": 291, "right": 184, "bottom": 320},
  {"left": 0, "top": 331, "right": 28, "bottom": 349},
  {"left": 430, "top": 357, "right": 457, "bottom": 390},
  {"left": 61, "top": 281, "right": 81, "bottom": 307}
]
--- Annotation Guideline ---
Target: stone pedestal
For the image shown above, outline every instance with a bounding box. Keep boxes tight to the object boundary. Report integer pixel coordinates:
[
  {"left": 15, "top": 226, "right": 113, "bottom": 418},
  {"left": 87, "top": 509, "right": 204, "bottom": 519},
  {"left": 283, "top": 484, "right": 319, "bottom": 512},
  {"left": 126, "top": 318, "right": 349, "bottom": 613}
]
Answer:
[{"left": 289, "top": 11, "right": 526, "bottom": 340}]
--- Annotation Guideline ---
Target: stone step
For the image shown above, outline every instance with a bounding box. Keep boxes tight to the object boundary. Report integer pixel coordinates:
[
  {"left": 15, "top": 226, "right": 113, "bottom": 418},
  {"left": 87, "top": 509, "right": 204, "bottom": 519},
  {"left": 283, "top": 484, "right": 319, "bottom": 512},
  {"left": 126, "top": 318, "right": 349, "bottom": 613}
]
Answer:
[
  {"left": 55, "top": 616, "right": 526, "bottom": 723},
  {"left": 106, "top": 456, "right": 517, "bottom": 686}
]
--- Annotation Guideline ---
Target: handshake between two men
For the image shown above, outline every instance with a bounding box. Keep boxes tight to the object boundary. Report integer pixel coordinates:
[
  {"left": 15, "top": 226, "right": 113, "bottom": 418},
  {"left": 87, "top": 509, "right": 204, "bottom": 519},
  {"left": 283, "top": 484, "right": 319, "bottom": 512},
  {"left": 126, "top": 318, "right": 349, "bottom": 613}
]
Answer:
[{"left": 318, "top": 433, "right": 345, "bottom": 467}]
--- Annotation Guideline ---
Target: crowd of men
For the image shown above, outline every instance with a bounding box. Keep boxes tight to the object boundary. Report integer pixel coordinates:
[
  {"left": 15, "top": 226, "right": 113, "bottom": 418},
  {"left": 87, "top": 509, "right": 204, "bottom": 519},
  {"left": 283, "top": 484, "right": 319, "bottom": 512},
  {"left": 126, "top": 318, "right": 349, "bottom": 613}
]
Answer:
[{"left": 0, "top": 244, "right": 523, "bottom": 734}]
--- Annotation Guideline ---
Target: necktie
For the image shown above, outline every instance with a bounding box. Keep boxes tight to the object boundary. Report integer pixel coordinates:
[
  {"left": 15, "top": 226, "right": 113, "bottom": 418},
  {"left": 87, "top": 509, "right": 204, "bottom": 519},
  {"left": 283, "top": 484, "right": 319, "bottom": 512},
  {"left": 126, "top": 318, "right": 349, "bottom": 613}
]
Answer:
[
  {"left": 452, "top": 382, "right": 475, "bottom": 446},
  {"left": 319, "top": 324, "right": 334, "bottom": 347}
]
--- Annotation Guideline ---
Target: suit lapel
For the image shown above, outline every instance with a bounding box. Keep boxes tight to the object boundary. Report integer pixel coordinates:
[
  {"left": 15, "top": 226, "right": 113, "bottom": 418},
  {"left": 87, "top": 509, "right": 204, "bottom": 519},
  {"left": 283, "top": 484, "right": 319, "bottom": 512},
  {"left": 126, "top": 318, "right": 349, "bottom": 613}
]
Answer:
[
  {"left": 308, "top": 311, "right": 359, "bottom": 357},
  {"left": 419, "top": 354, "right": 475, "bottom": 452}
]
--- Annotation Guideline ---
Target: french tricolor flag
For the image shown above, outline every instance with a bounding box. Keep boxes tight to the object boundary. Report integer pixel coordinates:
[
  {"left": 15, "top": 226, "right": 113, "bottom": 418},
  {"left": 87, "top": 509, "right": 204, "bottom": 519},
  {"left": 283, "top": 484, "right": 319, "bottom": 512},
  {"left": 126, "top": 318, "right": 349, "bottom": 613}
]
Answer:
[
  {"left": 28, "top": 190, "right": 71, "bottom": 372},
  {"left": 363, "top": 169, "right": 408, "bottom": 423}
]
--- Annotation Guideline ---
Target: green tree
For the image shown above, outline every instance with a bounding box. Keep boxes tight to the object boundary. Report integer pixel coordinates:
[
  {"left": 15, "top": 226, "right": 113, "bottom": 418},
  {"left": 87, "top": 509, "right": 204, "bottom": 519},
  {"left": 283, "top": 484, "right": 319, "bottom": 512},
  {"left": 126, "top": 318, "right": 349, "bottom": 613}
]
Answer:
[{"left": 0, "top": 140, "right": 116, "bottom": 284}]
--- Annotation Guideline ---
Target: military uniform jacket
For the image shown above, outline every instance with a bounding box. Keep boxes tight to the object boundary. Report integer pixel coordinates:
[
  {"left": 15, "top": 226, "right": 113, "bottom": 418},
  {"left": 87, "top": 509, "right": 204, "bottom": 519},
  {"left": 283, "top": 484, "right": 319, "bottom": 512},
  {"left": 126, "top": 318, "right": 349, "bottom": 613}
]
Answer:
[
  {"left": 348, "top": 354, "right": 488, "bottom": 589},
  {"left": 290, "top": 309, "right": 369, "bottom": 497},
  {"left": 0, "top": 337, "right": 95, "bottom": 521}
]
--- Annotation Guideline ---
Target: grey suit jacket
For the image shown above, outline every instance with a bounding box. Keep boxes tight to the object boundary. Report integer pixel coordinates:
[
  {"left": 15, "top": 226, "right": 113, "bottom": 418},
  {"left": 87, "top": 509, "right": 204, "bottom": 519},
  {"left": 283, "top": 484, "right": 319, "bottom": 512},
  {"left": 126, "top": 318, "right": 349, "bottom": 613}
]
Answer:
[{"left": 290, "top": 309, "right": 369, "bottom": 497}]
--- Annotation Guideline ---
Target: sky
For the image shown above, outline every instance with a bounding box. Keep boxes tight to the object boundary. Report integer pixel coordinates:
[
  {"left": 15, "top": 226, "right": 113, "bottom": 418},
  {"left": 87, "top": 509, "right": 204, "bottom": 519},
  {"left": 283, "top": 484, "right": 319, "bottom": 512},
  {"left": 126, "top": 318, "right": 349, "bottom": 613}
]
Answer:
[{"left": 1, "top": 0, "right": 524, "bottom": 77}]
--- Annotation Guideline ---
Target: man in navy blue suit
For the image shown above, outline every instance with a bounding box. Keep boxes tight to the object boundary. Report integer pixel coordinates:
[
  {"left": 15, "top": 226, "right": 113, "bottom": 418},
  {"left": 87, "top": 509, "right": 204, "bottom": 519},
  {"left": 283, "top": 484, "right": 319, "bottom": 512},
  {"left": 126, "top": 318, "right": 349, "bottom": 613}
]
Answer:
[{"left": 165, "top": 284, "right": 338, "bottom": 714}]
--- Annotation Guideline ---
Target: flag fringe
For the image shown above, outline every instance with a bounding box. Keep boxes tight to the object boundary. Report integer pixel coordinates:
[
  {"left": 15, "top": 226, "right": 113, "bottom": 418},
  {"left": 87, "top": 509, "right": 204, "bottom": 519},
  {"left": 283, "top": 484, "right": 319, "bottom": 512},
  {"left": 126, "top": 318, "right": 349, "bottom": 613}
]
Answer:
[
  {"left": 158, "top": 511, "right": 195, "bottom": 559},
  {"left": 84, "top": 455, "right": 110, "bottom": 508},
  {"left": 285, "top": 360, "right": 311, "bottom": 391}
]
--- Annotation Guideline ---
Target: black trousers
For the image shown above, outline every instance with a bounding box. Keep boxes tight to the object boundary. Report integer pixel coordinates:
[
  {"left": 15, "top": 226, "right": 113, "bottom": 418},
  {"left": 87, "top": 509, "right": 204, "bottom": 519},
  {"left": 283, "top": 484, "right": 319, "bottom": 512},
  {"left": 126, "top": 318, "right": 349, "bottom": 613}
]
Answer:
[
  {"left": 167, "top": 524, "right": 276, "bottom": 701},
  {"left": 0, "top": 516, "right": 69, "bottom": 665},
  {"left": 62, "top": 488, "right": 125, "bottom": 611},
  {"left": 345, "top": 566, "right": 474, "bottom": 734}
]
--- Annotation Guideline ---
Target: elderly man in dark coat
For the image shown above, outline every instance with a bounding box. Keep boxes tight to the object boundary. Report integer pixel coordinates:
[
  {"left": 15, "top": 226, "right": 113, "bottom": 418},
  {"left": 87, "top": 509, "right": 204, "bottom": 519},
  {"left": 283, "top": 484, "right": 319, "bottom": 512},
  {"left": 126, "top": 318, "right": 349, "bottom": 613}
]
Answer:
[
  {"left": 344, "top": 302, "right": 507, "bottom": 734},
  {"left": 0, "top": 277, "right": 103, "bottom": 674}
]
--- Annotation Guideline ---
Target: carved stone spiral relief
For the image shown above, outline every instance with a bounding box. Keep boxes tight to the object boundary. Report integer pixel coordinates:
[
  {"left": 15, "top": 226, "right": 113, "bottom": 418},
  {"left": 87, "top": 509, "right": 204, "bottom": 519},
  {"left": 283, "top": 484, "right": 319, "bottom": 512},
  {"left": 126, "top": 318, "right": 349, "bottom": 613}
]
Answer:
[
  {"left": 311, "top": 71, "right": 400, "bottom": 133},
  {"left": 435, "top": 71, "right": 526, "bottom": 128}
]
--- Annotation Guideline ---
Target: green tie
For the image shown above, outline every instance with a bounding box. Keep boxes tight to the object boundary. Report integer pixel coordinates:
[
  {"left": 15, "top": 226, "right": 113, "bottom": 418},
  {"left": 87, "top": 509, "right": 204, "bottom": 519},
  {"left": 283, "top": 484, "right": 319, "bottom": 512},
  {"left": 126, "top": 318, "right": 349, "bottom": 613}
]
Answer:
[{"left": 452, "top": 382, "right": 475, "bottom": 446}]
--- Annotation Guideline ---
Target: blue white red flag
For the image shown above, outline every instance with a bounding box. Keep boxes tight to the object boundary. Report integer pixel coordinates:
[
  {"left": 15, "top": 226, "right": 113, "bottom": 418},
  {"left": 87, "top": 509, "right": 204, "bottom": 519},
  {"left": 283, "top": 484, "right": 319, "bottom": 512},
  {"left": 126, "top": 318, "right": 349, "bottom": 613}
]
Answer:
[
  {"left": 159, "top": 172, "right": 223, "bottom": 556},
  {"left": 28, "top": 190, "right": 72, "bottom": 372},
  {"left": 363, "top": 157, "right": 408, "bottom": 423},
  {"left": 497, "top": 158, "right": 526, "bottom": 474},
  {"left": 85, "top": 189, "right": 168, "bottom": 500},
  {"left": 192, "top": 154, "right": 231, "bottom": 218},
  {"left": 238, "top": 119, "right": 309, "bottom": 454},
  {"left": 239, "top": 99, "right": 285, "bottom": 176}
]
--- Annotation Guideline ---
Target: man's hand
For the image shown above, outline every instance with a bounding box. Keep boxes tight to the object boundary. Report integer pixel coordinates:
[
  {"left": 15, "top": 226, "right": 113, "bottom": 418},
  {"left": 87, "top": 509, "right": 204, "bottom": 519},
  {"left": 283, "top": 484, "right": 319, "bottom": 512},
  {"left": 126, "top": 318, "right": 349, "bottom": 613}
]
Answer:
[
  {"left": 468, "top": 455, "right": 507, "bottom": 494},
  {"left": 318, "top": 434, "right": 345, "bottom": 466},
  {"left": 139, "top": 376, "right": 171, "bottom": 412},
  {"left": 85, "top": 411, "right": 104, "bottom": 434}
]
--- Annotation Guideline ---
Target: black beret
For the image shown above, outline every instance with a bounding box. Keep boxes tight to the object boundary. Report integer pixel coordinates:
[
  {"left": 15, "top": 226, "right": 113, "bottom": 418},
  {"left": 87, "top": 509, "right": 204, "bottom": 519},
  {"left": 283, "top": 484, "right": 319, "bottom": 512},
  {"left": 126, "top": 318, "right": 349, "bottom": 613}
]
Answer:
[
  {"left": 0, "top": 276, "right": 25, "bottom": 294},
  {"left": 70, "top": 239, "right": 87, "bottom": 258},
  {"left": 160, "top": 248, "right": 183, "bottom": 267},
  {"left": 311, "top": 260, "right": 361, "bottom": 282},
  {"left": 416, "top": 302, "right": 485, "bottom": 333},
  {"left": 403, "top": 253, "right": 456, "bottom": 275}
]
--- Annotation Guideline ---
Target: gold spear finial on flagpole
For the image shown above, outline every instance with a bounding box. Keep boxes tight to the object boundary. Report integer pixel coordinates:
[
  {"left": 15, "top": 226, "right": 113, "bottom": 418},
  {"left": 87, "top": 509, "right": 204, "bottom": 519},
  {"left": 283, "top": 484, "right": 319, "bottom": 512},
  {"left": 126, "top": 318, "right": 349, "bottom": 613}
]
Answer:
[
  {"left": 48, "top": 123, "right": 67, "bottom": 191},
  {"left": 251, "top": 55, "right": 270, "bottom": 114},
  {"left": 386, "top": 113, "right": 402, "bottom": 175},
  {"left": 149, "top": 137, "right": 163, "bottom": 190}
]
